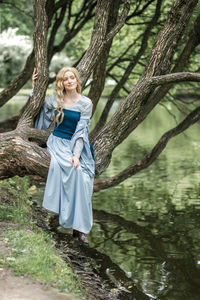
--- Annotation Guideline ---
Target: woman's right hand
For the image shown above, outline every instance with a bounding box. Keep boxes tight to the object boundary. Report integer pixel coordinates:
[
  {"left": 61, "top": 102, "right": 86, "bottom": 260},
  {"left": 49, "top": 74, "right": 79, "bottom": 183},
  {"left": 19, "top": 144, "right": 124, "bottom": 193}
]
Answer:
[
  {"left": 70, "top": 155, "right": 80, "bottom": 168},
  {"left": 32, "top": 67, "right": 38, "bottom": 88}
]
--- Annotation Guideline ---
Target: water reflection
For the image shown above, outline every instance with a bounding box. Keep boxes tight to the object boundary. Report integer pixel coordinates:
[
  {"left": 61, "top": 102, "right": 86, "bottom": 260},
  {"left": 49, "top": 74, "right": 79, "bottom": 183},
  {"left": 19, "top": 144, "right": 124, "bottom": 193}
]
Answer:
[
  {"left": 90, "top": 103, "right": 200, "bottom": 299},
  {"left": 91, "top": 207, "right": 200, "bottom": 299}
]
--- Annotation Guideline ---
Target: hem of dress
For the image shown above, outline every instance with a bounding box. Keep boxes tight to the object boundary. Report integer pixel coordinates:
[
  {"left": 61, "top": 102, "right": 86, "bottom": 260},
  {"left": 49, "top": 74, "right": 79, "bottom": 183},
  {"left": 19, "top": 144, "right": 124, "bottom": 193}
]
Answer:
[
  {"left": 42, "top": 204, "right": 59, "bottom": 214},
  {"left": 70, "top": 226, "right": 91, "bottom": 234},
  {"left": 43, "top": 205, "right": 92, "bottom": 234}
]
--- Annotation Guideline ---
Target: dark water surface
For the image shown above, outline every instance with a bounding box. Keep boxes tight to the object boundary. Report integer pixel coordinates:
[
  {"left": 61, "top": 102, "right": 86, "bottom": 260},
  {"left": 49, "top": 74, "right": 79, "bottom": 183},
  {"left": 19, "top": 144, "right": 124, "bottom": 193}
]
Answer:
[{"left": 1, "top": 96, "right": 200, "bottom": 299}]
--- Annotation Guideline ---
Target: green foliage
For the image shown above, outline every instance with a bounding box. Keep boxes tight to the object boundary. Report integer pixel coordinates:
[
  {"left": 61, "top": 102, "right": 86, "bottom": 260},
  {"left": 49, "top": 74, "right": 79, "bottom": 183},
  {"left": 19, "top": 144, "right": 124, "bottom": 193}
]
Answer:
[
  {"left": 0, "top": 1, "right": 34, "bottom": 36},
  {"left": 0, "top": 176, "right": 33, "bottom": 225},
  {"left": 0, "top": 28, "right": 32, "bottom": 87}
]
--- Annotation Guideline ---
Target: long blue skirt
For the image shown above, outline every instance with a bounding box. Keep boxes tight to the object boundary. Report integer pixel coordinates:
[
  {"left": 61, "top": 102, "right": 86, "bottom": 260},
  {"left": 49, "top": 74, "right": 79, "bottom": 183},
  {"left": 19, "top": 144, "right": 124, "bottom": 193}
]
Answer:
[{"left": 42, "top": 133, "right": 94, "bottom": 234}]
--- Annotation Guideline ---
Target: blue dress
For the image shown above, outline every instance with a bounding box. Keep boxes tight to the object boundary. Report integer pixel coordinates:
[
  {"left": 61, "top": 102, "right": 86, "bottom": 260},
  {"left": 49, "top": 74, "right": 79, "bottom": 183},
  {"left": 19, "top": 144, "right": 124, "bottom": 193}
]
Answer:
[{"left": 34, "top": 93, "right": 95, "bottom": 234}]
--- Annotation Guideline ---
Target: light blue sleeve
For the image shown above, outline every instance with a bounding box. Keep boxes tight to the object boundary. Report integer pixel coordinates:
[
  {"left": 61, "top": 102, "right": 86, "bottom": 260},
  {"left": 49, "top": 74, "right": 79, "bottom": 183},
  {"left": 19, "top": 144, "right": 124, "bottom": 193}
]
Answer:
[
  {"left": 73, "top": 138, "right": 83, "bottom": 158},
  {"left": 80, "top": 100, "right": 93, "bottom": 120},
  {"left": 32, "top": 90, "right": 57, "bottom": 130},
  {"left": 73, "top": 100, "right": 93, "bottom": 158},
  {"left": 70, "top": 100, "right": 95, "bottom": 177}
]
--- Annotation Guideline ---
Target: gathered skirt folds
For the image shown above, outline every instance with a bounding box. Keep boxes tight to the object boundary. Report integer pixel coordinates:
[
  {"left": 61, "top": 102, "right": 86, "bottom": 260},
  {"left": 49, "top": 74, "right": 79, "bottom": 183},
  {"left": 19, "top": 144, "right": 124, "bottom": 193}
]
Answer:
[{"left": 43, "top": 133, "right": 94, "bottom": 234}]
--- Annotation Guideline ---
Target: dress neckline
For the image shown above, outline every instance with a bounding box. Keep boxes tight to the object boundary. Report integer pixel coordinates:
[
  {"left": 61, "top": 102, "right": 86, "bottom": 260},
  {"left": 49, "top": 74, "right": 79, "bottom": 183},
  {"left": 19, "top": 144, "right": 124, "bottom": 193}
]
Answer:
[
  {"left": 63, "top": 95, "right": 83, "bottom": 110},
  {"left": 62, "top": 108, "right": 80, "bottom": 113}
]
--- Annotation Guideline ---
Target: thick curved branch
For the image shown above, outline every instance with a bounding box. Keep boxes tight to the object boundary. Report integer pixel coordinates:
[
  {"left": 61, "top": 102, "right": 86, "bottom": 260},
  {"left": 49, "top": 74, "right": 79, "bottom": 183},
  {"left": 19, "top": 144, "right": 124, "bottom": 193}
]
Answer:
[
  {"left": 0, "top": 130, "right": 50, "bottom": 180},
  {"left": 148, "top": 72, "right": 200, "bottom": 86},
  {"left": 0, "top": 0, "right": 94, "bottom": 108},
  {"left": 143, "top": 0, "right": 198, "bottom": 77},
  {"left": 93, "top": 105, "right": 200, "bottom": 192}
]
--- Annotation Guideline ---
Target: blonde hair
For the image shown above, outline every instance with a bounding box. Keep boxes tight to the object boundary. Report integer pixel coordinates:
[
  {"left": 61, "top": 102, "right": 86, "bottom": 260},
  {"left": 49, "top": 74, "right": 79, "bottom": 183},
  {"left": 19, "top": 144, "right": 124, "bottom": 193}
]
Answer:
[{"left": 53, "top": 67, "right": 81, "bottom": 126}]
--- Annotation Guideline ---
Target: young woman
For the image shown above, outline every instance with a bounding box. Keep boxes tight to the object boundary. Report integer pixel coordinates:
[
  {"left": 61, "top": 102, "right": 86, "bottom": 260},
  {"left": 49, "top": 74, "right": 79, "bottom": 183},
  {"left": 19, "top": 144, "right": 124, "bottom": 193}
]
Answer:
[{"left": 32, "top": 67, "right": 95, "bottom": 246}]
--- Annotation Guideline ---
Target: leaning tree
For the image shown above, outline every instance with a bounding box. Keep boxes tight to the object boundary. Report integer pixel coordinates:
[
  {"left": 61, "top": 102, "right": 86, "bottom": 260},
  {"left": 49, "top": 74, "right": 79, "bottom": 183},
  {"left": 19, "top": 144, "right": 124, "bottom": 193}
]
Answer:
[{"left": 0, "top": 0, "right": 200, "bottom": 192}]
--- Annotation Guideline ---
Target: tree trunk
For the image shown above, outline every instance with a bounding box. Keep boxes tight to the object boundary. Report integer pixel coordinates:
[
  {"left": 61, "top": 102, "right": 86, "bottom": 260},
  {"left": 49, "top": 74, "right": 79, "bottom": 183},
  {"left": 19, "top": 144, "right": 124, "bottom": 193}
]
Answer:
[
  {"left": 17, "top": 0, "right": 49, "bottom": 128},
  {"left": 0, "top": 0, "right": 50, "bottom": 179},
  {"left": 88, "top": 0, "right": 121, "bottom": 112}
]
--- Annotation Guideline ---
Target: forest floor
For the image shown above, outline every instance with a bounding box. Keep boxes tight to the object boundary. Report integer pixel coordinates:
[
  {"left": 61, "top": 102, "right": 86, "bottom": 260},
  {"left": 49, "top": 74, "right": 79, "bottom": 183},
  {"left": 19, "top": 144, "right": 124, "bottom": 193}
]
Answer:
[{"left": 0, "top": 222, "right": 76, "bottom": 300}]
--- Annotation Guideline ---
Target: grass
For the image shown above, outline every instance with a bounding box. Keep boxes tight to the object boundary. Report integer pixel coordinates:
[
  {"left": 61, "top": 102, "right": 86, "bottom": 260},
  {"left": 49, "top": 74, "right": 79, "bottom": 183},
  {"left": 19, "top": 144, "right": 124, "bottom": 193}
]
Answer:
[
  {"left": 0, "top": 176, "right": 34, "bottom": 226},
  {"left": 0, "top": 176, "right": 84, "bottom": 299},
  {"left": 1, "top": 227, "right": 82, "bottom": 296}
]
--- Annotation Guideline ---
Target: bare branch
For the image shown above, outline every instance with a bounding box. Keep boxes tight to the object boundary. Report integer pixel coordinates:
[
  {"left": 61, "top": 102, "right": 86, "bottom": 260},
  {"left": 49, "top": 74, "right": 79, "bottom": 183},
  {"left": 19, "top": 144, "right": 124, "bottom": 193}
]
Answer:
[
  {"left": 94, "top": 105, "right": 200, "bottom": 191},
  {"left": 126, "top": 0, "right": 155, "bottom": 21},
  {"left": 104, "top": 0, "right": 131, "bottom": 44},
  {"left": 106, "top": 33, "right": 143, "bottom": 74},
  {"left": 52, "top": 0, "right": 96, "bottom": 57},
  {"left": 0, "top": 50, "right": 35, "bottom": 108},
  {"left": 47, "top": 3, "right": 67, "bottom": 64},
  {"left": 148, "top": 72, "right": 200, "bottom": 86}
]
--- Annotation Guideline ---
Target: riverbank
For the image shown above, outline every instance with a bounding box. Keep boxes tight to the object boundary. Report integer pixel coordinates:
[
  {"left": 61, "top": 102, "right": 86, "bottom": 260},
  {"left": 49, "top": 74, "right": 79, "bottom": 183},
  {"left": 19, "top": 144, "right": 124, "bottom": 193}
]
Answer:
[
  {"left": 0, "top": 176, "right": 109, "bottom": 300},
  {"left": 0, "top": 222, "right": 78, "bottom": 300}
]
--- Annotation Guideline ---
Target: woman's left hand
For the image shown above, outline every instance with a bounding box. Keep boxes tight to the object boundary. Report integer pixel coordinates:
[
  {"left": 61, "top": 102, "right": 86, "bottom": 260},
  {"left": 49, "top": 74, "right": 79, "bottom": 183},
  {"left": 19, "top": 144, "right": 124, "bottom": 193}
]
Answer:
[{"left": 70, "top": 155, "right": 80, "bottom": 168}]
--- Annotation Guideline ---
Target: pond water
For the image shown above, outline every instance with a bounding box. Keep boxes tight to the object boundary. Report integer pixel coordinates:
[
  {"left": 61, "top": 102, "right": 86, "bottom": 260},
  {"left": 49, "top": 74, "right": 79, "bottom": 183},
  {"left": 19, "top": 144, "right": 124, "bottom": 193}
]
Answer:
[{"left": 1, "top": 95, "right": 200, "bottom": 299}]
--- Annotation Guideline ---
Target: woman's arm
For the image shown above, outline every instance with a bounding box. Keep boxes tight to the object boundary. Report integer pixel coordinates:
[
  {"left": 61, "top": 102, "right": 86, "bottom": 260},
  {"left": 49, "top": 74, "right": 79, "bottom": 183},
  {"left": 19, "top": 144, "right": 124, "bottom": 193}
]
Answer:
[{"left": 71, "top": 99, "right": 93, "bottom": 168}]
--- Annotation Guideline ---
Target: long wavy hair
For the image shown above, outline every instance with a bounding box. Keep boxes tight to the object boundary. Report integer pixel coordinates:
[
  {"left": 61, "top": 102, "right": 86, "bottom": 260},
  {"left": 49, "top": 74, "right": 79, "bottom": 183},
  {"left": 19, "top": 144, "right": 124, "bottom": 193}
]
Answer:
[{"left": 53, "top": 67, "right": 81, "bottom": 126}]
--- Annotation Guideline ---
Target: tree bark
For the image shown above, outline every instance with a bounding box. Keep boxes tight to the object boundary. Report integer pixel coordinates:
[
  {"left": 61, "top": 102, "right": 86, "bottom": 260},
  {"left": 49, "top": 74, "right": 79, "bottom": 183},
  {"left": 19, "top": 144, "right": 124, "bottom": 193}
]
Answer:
[
  {"left": 0, "top": 0, "right": 50, "bottom": 180},
  {"left": 88, "top": 0, "right": 121, "bottom": 113},
  {"left": 17, "top": 0, "right": 49, "bottom": 129},
  {"left": 0, "top": 129, "right": 50, "bottom": 179},
  {"left": 0, "top": 71, "right": 199, "bottom": 180}
]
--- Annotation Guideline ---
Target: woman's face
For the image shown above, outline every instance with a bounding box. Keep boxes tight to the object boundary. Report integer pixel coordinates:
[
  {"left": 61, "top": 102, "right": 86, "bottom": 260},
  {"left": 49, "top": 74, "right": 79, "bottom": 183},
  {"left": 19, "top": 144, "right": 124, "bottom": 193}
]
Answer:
[{"left": 63, "top": 71, "right": 78, "bottom": 92}]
